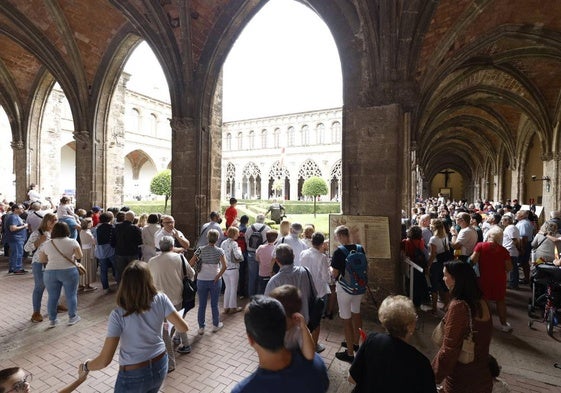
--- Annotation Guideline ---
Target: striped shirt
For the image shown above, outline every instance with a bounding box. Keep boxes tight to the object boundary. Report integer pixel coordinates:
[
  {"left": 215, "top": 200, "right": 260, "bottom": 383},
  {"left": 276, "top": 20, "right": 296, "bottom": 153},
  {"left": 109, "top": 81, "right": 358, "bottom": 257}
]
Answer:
[{"left": 195, "top": 244, "right": 225, "bottom": 280}]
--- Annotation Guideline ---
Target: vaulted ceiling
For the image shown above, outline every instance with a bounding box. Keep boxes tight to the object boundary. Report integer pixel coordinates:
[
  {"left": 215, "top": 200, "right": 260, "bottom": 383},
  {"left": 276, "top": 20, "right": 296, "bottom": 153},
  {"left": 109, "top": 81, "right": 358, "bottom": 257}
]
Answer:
[{"left": 1, "top": 0, "right": 560, "bottom": 187}]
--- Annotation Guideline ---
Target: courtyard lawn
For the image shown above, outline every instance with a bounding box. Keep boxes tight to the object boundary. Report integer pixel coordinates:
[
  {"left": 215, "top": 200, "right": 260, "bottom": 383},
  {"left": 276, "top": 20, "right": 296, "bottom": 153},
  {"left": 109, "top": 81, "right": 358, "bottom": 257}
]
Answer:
[{"left": 123, "top": 200, "right": 335, "bottom": 234}]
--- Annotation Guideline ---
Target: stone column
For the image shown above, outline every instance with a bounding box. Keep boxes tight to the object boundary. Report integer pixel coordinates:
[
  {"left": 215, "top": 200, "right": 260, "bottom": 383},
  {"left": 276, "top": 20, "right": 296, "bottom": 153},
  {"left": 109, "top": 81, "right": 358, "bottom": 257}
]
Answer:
[
  {"left": 170, "top": 117, "right": 200, "bottom": 242},
  {"left": 342, "top": 104, "right": 403, "bottom": 292},
  {"left": 73, "top": 130, "right": 95, "bottom": 210},
  {"left": 542, "top": 155, "right": 557, "bottom": 212},
  {"left": 12, "top": 141, "right": 27, "bottom": 202}
]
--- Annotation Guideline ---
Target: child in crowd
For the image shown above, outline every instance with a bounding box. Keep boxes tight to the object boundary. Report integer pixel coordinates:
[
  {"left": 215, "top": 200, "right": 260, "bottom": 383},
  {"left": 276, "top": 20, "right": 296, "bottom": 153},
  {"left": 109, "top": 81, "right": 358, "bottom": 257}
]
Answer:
[
  {"left": 269, "top": 284, "right": 315, "bottom": 360},
  {"left": 255, "top": 230, "right": 278, "bottom": 293}
]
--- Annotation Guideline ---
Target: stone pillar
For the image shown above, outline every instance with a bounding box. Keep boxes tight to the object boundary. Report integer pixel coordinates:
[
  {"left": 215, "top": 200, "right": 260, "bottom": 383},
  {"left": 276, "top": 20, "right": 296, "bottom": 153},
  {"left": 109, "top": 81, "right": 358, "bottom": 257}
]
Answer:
[
  {"left": 170, "top": 117, "right": 202, "bottom": 242},
  {"left": 542, "top": 156, "right": 556, "bottom": 213},
  {"left": 12, "top": 141, "right": 27, "bottom": 202},
  {"left": 342, "top": 104, "right": 403, "bottom": 293},
  {"left": 73, "top": 130, "right": 95, "bottom": 210}
]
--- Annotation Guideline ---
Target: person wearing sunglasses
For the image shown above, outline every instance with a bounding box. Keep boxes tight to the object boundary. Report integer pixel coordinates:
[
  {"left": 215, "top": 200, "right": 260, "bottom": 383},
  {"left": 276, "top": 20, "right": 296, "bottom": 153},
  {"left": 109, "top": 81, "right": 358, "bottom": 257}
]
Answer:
[{"left": 0, "top": 366, "right": 86, "bottom": 393}]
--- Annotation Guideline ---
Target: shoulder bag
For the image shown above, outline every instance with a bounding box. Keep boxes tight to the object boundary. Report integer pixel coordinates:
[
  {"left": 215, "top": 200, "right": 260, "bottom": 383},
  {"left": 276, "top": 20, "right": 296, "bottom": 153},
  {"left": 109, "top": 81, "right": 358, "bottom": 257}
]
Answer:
[
  {"left": 230, "top": 240, "right": 243, "bottom": 264},
  {"left": 303, "top": 267, "right": 325, "bottom": 332},
  {"left": 51, "top": 239, "right": 86, "bottom": 275},
  {"left": 431, "top": 300, "right": 475, "bottom": 364},
  {"left": 180, "top": 254, "right": 197, "bottom": 312}
]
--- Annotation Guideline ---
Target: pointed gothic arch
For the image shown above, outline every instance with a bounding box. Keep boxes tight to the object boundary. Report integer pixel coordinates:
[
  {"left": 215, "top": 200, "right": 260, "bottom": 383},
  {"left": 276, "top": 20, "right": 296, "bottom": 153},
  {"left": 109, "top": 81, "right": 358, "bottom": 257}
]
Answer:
[
  {"left": 330, "top": 160, "right": 342, "bottom": 201},
  {"left": 297, "top": 159, "right": 322, "bottom": 199},
  {"left": 242, "top": 161, "right": 262, "bottom": 199},
  {"left": 226, "top": 162, "right": 236, "bottom": 197},
  {"left": 268, "top": 160, "right": 291, "bottom": 200}
]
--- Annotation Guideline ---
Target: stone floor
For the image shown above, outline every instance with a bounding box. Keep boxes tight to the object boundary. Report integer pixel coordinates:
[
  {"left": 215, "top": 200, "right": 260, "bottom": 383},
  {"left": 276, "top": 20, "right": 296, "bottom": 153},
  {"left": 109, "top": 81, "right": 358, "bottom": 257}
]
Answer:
[{"left": 0, "top": 256, "right": 560, "bottom": 392}]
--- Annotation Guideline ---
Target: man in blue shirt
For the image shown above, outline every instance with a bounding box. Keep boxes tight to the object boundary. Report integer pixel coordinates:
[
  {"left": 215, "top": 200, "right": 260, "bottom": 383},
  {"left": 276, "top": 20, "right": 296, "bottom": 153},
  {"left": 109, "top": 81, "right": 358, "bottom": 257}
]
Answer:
[
  {"left": 5, "top": 204, "right": 29, "bottom": 274},
  {"left": 232, "top": 295, "right": 329, "bottom": 393}
]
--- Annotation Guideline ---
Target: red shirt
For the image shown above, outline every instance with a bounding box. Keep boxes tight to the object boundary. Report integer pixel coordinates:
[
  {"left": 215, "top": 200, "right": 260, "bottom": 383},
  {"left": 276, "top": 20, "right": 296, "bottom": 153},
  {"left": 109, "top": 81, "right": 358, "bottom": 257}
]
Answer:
[{"left": 225, "top": 206, "right": 237, "bottom": 228}]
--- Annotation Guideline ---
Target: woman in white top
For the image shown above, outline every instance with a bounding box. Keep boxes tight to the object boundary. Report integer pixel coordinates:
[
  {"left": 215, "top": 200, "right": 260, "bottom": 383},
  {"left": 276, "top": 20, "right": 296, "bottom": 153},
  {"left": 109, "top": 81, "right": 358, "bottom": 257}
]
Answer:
[
  {"left": 221, "top": 226, "right": 244, "bottom": 313},
  {"left": 189, "top": 229, "right": 227, "bottom": 334},
  {"left": 141, "top": 213, "right": 161, "bottom": 261},
  {"left": 427, "top": 219, "right": 452, "bottom": 315},
  {"left": 79, "top": 218, "right": 97, "bottom": 291},
  {"left": 39, "top": 222, "right": 83, "bottom": 327},
  {"left": 24, "top": 212, "right": 58, "bottom": 323}
]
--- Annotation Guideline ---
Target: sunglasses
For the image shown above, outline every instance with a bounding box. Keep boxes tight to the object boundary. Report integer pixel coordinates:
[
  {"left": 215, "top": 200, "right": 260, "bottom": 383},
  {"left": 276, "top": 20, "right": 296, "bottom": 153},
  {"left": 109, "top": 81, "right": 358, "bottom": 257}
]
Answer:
[{"left": 6, "top": 372, "right": 32, "bottom": 393}]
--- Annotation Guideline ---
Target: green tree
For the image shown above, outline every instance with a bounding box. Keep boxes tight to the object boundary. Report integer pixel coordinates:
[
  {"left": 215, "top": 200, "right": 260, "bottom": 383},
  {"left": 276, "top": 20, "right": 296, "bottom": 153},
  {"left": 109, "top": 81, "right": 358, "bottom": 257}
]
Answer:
[
  {"left": 150, "top": 169, "right": 171, "bottom": 212},
  {"left": 301, "top": 176, "right": 328, "bottom": 217}
]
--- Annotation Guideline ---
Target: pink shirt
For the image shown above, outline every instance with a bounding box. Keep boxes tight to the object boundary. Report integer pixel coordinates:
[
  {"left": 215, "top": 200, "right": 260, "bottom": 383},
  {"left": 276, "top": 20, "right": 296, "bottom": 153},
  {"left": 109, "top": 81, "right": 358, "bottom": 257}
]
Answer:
[{"left": 255, "top": 243, "right": 276, "bottom": 277}]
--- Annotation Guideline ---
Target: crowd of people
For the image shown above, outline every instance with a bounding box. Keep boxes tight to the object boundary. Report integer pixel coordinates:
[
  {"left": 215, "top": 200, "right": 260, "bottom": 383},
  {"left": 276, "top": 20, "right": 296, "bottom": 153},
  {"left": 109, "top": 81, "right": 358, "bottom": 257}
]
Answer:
[{"left": 2, "top": 190, "right": 553, "bottom": 392}]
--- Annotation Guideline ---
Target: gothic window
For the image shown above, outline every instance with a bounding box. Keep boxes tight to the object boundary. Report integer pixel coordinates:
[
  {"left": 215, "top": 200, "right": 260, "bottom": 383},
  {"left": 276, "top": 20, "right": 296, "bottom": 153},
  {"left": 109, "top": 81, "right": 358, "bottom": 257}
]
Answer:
[
  {"left": 268, "top": 160, "right": 290, "bottom": 200},
  {"left": 273, "top": 128, "right": 280, "bottom": 148},
  {"left": 227, "top": 162, "right": 236, "bottom": 179},
  {"left": 237, "top": 132, "right": 243, "bottom": 150},
  {"left": 249, "top": 130, "right": 255, "bottom": 150},
  {"left": 316, "top": 123, "right": 325, "bottom": 144},
  {"left": 261, "top": 129, "right": 267, "bottom": 149},
  {"left": 268, "top": 160, "right": 290, "bottom": 180},
  {"left": 225, "top": 133, "right": 232, "bottom": 151},
  {"left": 329, "top": 160, "right": 342, "bottom": 201},
  {"left": 298, "top": 159, "right": 322, "bottom": 199},
  {"left": 331, "top": 121, "right": 341, "bottom": 143},
  {"left": 288, "top": 126, "right": 295, "bottom": 147},
  {"left": 298, "top": 159, "right": 322, "bottom": 179},
  {"left": 242, "top": 162, "right": 262, "bottom": 199},
  {"left": 226, "top": 162, "right": 236, "bottom": 197}
]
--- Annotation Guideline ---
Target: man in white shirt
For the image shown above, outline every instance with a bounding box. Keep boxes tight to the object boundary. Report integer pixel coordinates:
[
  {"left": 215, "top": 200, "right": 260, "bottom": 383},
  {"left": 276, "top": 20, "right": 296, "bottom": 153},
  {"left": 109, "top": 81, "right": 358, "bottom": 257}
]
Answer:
[
  {"left": 501, "top": 214, "right": 520, "bottom": 289},
  {"left": 276, "top": 223, "right": 309, "bottom": 266},
  {"left": 154, "top": 215, "right": 190, "bottom": 254},
  {"left": 451, "top": 212, "right": 478, "bottom": 262}
]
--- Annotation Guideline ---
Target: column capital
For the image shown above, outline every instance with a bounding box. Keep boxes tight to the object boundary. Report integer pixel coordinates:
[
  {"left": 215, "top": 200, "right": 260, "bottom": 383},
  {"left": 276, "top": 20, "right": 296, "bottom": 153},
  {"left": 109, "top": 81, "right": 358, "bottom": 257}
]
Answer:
[
  {"left": 73, "top": 130, "right": 90, "bottom": 149},
  {"left": 10, "top": 140, "right": 24, "bottom": 150},
  {"left": 541, "top": 152, "right": 553, "bottom": 161},
  {"left": 169, "top": 117, "right": 194, "bottom": 132}
]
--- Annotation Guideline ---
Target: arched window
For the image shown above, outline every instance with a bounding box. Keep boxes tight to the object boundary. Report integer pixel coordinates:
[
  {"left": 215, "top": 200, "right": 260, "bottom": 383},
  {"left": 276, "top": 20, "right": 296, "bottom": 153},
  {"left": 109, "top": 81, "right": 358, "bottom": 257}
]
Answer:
[
  {"left": 316, "top": 123, "right": 325, "bottom": 144},
  {"left": 249, "top": 130, "right": 255, "bottom": 149},
  {"left": 237, "top": 132, "right": 243, "bottom": 150},
  {"left": 301, "top": 125, "right": 309, "bottom": 146},
  {"left": 261, "top": 129, "right": 268, "bottom": 149},
  {"left": 288, "top": 126, "right": 295, "bottom": 147},
  {"left": 331, "top": 121, "right": 341, "bottom": 143},
  {"left": 273, "top": 128, "right": 280, "bottom": 148},
  {"left": 149, "top": 113, "right": 157, "bottom": 136},
  {"left": 226, "top": 133, "right": 232, "bottom": 151},
  {"left": 297, "top": 159, "right": 323, "bottom": 199},
  {"left": 126, "top": 108, "right": 141, "bottom": 132}
]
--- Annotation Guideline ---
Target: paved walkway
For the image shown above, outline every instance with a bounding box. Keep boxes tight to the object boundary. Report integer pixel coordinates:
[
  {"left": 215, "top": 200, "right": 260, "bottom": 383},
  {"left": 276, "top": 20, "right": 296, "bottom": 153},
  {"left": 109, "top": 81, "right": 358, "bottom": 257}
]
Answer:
[{"left": 0, "top": 256, "right": 560, "bottom": 392}]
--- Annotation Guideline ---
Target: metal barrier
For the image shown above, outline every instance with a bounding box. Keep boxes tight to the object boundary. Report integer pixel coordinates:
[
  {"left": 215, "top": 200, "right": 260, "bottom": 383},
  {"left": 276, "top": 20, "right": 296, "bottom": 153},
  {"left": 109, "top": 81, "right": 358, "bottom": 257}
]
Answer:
[{"left": 402, "top": 256, "right": 424, "bottom": 302}]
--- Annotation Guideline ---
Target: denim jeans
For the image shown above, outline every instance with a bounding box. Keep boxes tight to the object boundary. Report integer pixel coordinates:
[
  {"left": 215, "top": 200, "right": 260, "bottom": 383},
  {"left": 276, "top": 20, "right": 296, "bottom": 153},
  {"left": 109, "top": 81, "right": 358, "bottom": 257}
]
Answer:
[
  {"left": 508, "top": 256, "right": 519, "bottom": 288},
  {"left": 114, "top": 353, "right": 168, "bottom": 393},
  {"left": 247, "top": 251, "right": 259, "bottom": 296},
  {"left": 44, "top": 268, "right": 79, "bottom": 322},
  {"left": 197, "top": 279, "right": 222, "bottom": 328},
  {"left": 98, "top": 256, "right": 114, "bottom": 289},
  {"left": 8, "top": 240, "right": 24, "bottom": 271},
  {"left": 32, "top": 262, "right": 45, "bottom": 312}
]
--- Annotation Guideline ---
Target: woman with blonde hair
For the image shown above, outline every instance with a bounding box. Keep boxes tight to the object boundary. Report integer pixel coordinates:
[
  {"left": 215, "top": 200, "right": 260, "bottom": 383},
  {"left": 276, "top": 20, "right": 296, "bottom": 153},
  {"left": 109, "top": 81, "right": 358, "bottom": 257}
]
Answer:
[
  {"left": 470, "top": 226, "right": 513, "bottom": 332},
  {"left": 427, "top": 219, "right": 452, "bottom": 315},
  {"left": 349, "top": 295, "right": 437, "bottom": 392},
  {"left": 221, "top": 226, "right": 244, "bottom": 313},
  {"left": 77, "top": 260, "right": 189, "bottom": 391}
]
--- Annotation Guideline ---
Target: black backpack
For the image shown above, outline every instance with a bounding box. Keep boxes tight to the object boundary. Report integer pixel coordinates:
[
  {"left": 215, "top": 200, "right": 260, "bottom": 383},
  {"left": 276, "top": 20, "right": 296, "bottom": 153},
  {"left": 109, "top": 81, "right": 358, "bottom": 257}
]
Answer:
[{"left": 248, "top": 224, "right": 265, "bottom": 249}]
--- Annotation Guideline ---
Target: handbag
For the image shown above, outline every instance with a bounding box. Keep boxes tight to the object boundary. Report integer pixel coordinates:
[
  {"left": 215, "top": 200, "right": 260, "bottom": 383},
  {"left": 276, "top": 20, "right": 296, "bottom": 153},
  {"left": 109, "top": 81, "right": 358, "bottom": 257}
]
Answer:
[
  {"left": 431, "top": 301, "right": 475, "bottom": 364},
  {"left": 51, "top": 239, "right": 86, "bottom": 276},
  {"left": 303, "top": 267, "right": 325, "bottom": 332},
  {"left": 180, "top": 255, "right": 197, "bottom": 312},
  {"left": 230, "top": 241, "right": 243, "bottom": 263}
]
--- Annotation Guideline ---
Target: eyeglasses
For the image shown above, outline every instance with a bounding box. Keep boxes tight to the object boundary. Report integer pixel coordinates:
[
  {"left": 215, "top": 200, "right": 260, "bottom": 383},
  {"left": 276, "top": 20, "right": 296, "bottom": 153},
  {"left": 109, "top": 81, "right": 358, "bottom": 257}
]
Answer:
[
  {"left": 6, "top": 372, "right": 32, "bottom": 393},
  {"left": 162, "top": 221, "right": 175, "bottom": 224}
]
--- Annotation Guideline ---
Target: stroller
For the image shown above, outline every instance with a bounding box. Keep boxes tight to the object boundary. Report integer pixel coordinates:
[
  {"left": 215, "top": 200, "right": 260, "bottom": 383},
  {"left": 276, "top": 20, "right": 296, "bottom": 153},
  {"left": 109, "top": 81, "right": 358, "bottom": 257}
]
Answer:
[{"left": 528, "top": 263, "right": 561, "bottom": 336}]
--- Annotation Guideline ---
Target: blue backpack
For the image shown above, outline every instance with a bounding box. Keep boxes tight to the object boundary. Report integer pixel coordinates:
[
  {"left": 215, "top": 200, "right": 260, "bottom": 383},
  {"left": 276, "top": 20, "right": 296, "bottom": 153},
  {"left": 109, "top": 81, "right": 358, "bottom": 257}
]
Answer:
[{"left": 337, "top": 245, "right": 368, "bottom": 295}]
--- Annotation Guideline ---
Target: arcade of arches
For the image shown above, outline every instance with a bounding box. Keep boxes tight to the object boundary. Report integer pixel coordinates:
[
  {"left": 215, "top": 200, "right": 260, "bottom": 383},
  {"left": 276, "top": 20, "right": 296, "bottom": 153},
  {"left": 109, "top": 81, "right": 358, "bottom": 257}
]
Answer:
[{"left": 3, "top": 1, "right": 561, "bottom": 292}]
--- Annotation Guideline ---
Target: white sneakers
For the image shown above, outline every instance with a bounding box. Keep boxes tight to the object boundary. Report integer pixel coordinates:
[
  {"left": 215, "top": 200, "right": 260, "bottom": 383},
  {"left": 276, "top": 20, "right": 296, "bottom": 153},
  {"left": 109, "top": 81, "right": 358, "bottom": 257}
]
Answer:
[
  {"left": 198, "top": 327, "right": 205, "bottom": 335},
  {"left": 501, "top": 322, "right": 513, "bottom": 333},
  {"left": 212, "top": 322, "right": 224, "bottom": 333}
]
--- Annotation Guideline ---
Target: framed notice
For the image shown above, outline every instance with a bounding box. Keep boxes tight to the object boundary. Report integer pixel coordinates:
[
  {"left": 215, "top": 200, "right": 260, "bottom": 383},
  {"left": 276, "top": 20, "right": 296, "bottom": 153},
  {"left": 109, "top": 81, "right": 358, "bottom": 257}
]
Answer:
[{"left": 329, "top": 214, "right": 392, "bottom": 259}]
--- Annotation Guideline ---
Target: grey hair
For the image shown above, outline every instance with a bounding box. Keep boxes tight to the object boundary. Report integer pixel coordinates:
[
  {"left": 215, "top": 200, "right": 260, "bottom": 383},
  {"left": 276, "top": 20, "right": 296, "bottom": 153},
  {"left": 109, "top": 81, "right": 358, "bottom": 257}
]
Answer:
[
  {"left": 256, "top": 214, "right": 265, "bottom": 223},
  {"left": 290, "top": 222, "right": 303, "bottom": 234},
  {"left": 159, "top": 235, "right": 175, "bottom": 252}
]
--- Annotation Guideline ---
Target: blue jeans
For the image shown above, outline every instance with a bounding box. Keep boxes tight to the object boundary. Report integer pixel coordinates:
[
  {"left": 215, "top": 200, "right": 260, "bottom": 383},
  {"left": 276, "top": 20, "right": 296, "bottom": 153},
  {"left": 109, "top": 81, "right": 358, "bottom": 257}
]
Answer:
[
  {"left": 32, "top": 262, "right": 45, "bottom": 312},
  {"left": 98, "top": 256, "right": 114, "bottom": 289},
  {"left": 114, "top": 353, "right": 168, "bottom": 393},
  {"left": 44, "top": 268, "right": 79, "bottom": 321},
  {"left": 8, "top": 240, "right": 24, "bottom": 271},
  {"left": 247, "top": 251, "right": 259, "bottom": 296},
  {"left": 197, "top": 279, "right": 222, "bottom": 328},
  {"left": 508, "top": 256, "right": 519, "bottom": 288}
]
